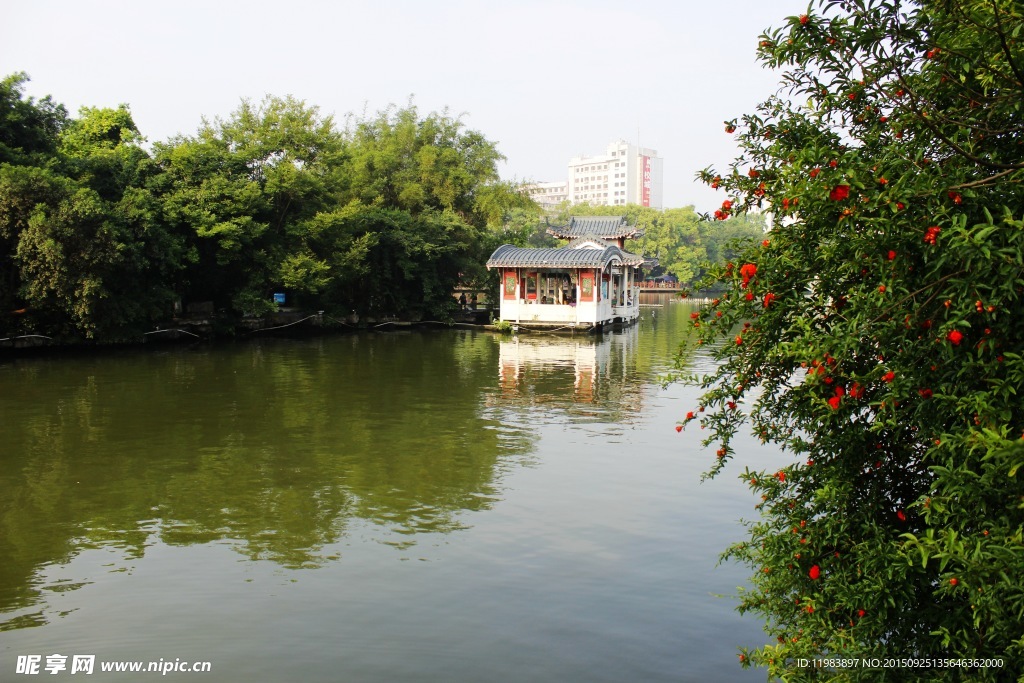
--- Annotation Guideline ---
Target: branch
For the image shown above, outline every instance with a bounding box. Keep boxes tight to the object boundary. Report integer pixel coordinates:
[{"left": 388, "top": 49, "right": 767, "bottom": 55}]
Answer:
[
  {"left": 990, "top": 0, "right": 1024, "bottom": 87},
  {"left": 869, "top": 270, "right": 966, "bottom": 325},
  {"left": 910, "top": 102, "right": 1024, "bottom": 171},
  {"left": 948, "top": 168, "right": 1020, "bottom": 189}
]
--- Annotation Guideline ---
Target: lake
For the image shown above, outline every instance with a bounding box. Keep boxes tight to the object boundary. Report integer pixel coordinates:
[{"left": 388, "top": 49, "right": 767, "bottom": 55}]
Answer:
[{"left": 0, "top": 295, "right": 784, "bottom": 681}]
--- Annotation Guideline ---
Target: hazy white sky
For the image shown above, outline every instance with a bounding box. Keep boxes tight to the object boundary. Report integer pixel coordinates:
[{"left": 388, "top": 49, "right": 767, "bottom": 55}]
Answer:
[{"left": 2, "top": 0, "right": 802, "bottom": 211}]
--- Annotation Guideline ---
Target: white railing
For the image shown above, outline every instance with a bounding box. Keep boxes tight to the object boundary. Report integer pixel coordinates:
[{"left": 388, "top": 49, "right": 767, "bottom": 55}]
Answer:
[
  {"left": 499, "top": 300, "right": 601, "bottom": 325},
  {"left": 498, "top": 296, "right": 640, "bottom": 326}
]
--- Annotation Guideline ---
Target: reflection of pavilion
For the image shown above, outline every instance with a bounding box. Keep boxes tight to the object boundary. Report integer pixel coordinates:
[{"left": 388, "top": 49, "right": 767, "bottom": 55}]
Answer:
[{"left": 497, "top": 329, "right": 641, "bottom": 406}]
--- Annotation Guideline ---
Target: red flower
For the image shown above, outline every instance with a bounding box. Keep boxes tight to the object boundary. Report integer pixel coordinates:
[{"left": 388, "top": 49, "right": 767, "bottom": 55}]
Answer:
[
  {"left": 828, "top": 396, "right": 841, "bottom": 410},
  {"left": 918, "top": 388, "right": 933, "bottom": 399},
  {"left": 714, "top": 210, "right": 726, "bottom": 221},
  {"left": 897, "top": 509, "right": 906, "bottom": 521},
  {"left": 722, "top": 199, "right": 733, "bottom": 210},
  {"left": 878, "top": 285, "right": 886, "bottom": 293},
  {"left": 809, "top": 167, "right": 821, "bottom": 178},
  {"left": 725, "top": 124, "right": 736, "bottom": 133},
  {"left": 735, "top": 335, "right": 743, "bottom": 345},
  {"left": 923, "top": 226, "right": 941, "bottom": 244},
  {"left": 829, "top": 159, "right": 838, "bottom": 168},
  {"left": 745, "top": 291, "right": 754, "bottom": 301},
  {"left": 830, "top": 185, "right": 851, "bottom": 201},
  {"left": 887, "top": 250, "right": 896, "bottom": 260},
  {"left": 799, "top": 14, "right": 809, "bottom": 24},
  {"left": 882, "top": 371, "right": 895, "bottom": 383},
  {"left": 879, "top": 177, "right": 888, "bottom": 185},
  {"left": 686, "top": 411, "right": 695, "bottom": 420},
  {"left": 727, "top": 401, "right": 737, "bottom": 410},
  {"left": 947, "top": 329, "right": 964, "bottom": 345},
  {"left": 896, "top": 202, "right": 905, "bottom": 210},
  {"left": 950, "top": 577, "right": 958, "bottom": 586},
  {"left": 857, "top": 609, "right": 866, "bottom": 618},
  {"left": 762, "top": 239, "right": 770, "bottom": 248},
  {"left": 763, "top": 292, "right": 776, "bottom": 308},
  {"left": 690, "top": 312, "right": 699, "bottom": 319},
  {"left": 675, "top": 425, "right": 683, "bottom": 432},
  {"left": 748, "top": 168, "right": 759, "bottom": 178},
  {"left": 711, "top": 176, "right": 722, "bottom": 188},
  {"left": 948, "top": 190, "right": 962, "bottom": 204},
  {"left": 739, "top": 263, "right": 757, "bottom": 282},
  {"left": 809, "top": 565, "right": 821, "bottom": 580},
  {"left": 776, "top": 470, "right": 786, "bottom": 482},
  {"left": 850, "top": 382, "right": 865, "bottom": 399}
]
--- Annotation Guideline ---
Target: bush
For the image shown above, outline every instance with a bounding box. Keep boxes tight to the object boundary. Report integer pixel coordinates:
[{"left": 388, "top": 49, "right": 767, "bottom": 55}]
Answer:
[{"left": 680, "top": 1, "right": 1024, "bottom": 679}]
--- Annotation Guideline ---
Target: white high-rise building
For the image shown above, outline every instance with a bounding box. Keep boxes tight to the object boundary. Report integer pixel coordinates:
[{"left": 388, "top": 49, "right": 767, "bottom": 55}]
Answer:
[{"left": 528, "top": 140, "right": 664, "bottom": 210}]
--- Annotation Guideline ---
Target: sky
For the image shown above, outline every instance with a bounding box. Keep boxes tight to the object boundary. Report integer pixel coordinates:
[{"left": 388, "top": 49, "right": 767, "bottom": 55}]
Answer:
[{"left": 2, "top": 0, "right": 803, "bottom": 212}]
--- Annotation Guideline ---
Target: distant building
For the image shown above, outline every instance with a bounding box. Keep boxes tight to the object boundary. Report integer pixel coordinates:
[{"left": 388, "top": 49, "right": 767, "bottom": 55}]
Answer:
[
  {"left": 528, "top": 180, "right": 569, "bottom": 209},
  {"left": 527, "top": 140, "right": 664, "bottom": 210}
]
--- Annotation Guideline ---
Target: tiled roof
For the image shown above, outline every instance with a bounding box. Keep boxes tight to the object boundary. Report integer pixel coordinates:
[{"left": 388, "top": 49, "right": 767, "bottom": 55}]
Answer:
[
  {"left": 546, "top": 215, "right": 644, "bottom": 240},
  {"left": 565, "top": 234, "right": 615, "bottom": 249},
  {"left": 486, "top": 243, "right": 645, "bottom": 269}
]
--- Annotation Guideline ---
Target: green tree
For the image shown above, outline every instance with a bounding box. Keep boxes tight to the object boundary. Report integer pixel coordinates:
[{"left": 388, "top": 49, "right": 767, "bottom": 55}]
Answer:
[
  {"left": 339, "top": 104, "right": 513, "bottom": 224},
  {"left": 697, "top": 212, "right": 767, "bottom": 275},
  {"left": 1, "top": 102, "right": 181, "bottom": 339},
  {"left": 0, "top": 73, "right": 67, "bottom": 166},
  {"left": 322, "top": 105, "right": 530, "bottom": 318},
  {"left": 152, "top": 95, "right": 342, "bottom": 315},
  {"left": 0, "top": 73, "right": 68, "bottom": 325},
  {"left": 683, "top": 1, "right": 1024, "bottom": 679},
  {"left": 290, "top": 203, "right": 483, "bottom": 318}
]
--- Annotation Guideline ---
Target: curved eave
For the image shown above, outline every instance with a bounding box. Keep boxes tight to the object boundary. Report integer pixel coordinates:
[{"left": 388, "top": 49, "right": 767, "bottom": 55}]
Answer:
[
  {"left": 547, "top": 227, "right": 645, "bottom": 240},
  {"left": 486, "top": 244, "right": 645, "bottom": 270},
  {"left": 545, "top": 215, "right": 644, "bottom": 241}
]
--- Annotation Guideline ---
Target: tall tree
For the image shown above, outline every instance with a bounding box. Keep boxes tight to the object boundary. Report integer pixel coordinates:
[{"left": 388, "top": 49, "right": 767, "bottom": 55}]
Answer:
[
  {"left": 339, "top": 104, "right": 510, "bottom": 224},
  {"left": 0, "top": 73, "right": 68, "bottom": 326},
  {"left": 0, "top": 72, "right": 67, "bottom": 166},
  {"left": 683, "top": 1, "right": 1024, "bottom": 679},
  {"left": 1, "top": 97, "right": 181, "bottom": 339},
  {"left": 321, "top": 104, "right": 530, "bottom": 317},
  {"left": 10, "top": 106, "right": 181, "bottom": 338},
  {"left": 152, "top": 95, "right": 342, "bottom": 315}
]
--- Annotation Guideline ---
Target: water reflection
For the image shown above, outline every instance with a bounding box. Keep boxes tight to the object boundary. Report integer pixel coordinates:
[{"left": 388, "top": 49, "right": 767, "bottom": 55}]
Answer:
[
  {"left": 0, "top": 301, "right": 776, "bottom": 682},
  {"left": 0, "top": 332, "right": 531, "bottom": 629},
  {"left": 488, "top": 327, "right": 646, "bottom": 424}
]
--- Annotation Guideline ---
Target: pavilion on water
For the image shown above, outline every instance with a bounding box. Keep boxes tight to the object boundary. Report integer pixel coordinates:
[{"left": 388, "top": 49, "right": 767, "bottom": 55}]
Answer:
[{"left": 485, "top": 216, "right": 648, "bottom": 331}]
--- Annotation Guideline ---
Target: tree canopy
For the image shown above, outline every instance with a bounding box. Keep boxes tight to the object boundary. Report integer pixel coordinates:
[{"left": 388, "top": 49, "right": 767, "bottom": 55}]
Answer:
[
  {"left": 1, "top": 84, "right": 533, "bottom": 340},
  {"left": 683, "top": 1, "right": 1024, "bottom": 679}
]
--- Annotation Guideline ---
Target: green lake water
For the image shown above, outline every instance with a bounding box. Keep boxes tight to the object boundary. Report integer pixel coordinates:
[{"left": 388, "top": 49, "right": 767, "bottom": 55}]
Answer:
[{"left": 1, "top": 295, "right": 784, "bottom": 681}]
